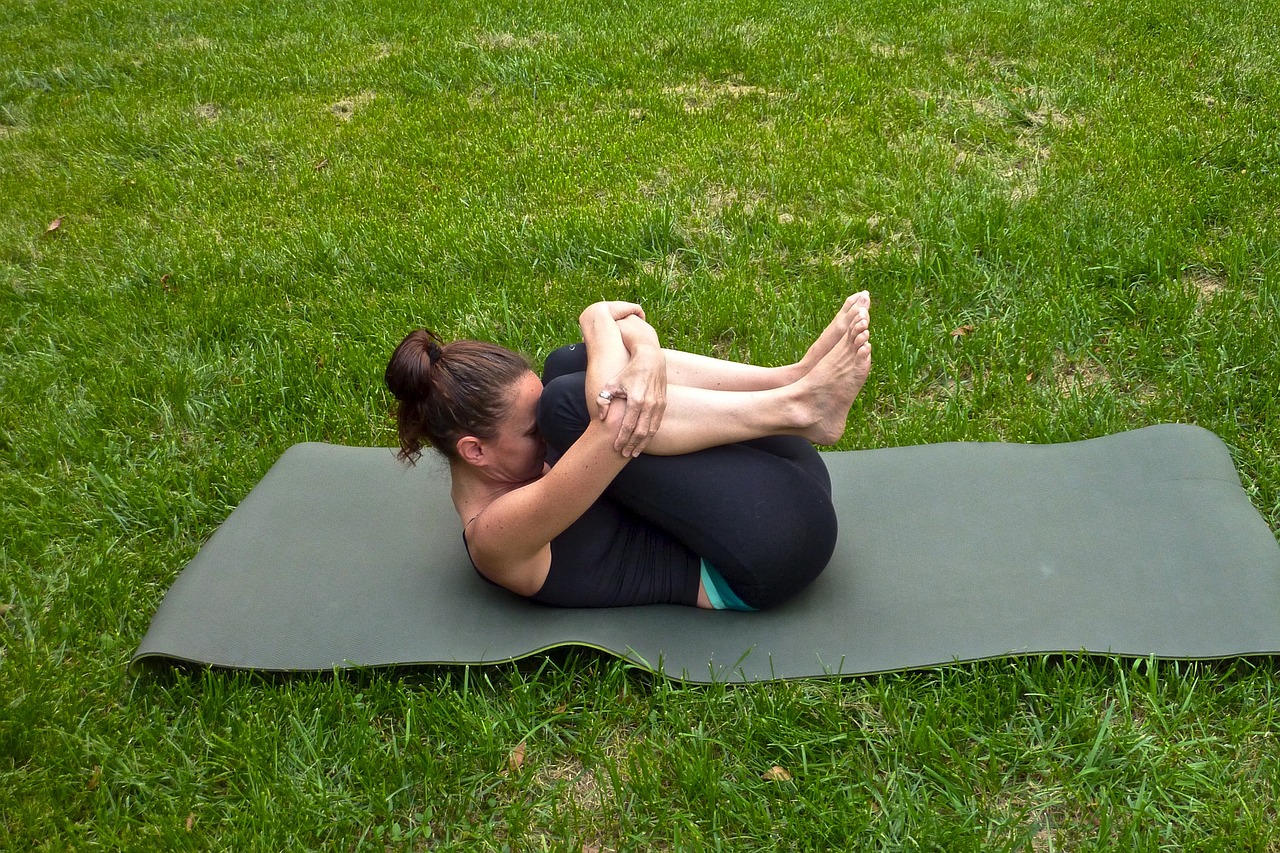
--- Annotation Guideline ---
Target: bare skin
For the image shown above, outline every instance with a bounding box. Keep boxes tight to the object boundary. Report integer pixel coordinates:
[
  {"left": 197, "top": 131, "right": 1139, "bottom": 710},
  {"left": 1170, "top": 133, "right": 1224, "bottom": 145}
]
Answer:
[
  {"left": 451, "top": 294, "right": 873, "bottom": 603},
  {"left": 658, "top": 292, "right": 867, "bottom": 392},
  {"left": 615, "top": 292, "right": 872, "bottom": 454}
]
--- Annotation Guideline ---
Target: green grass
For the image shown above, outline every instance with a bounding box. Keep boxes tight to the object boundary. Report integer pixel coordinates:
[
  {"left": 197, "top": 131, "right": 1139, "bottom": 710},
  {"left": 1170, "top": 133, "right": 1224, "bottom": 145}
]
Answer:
[{"left": 3, "top": 0, "right": 1279, "bottom": 847}]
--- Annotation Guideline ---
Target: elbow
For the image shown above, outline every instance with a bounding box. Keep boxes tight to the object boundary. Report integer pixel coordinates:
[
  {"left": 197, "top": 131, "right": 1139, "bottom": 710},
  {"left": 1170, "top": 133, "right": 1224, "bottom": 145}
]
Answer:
[{"left": 579, "top": 302, "right": 608, "bottom": 325}]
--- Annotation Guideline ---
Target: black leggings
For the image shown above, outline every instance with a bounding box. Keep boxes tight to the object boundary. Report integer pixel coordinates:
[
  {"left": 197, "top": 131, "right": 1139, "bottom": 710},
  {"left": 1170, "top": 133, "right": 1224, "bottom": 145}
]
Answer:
[{"left": 535, "top": 344, "right": 838, "bottom": 610}]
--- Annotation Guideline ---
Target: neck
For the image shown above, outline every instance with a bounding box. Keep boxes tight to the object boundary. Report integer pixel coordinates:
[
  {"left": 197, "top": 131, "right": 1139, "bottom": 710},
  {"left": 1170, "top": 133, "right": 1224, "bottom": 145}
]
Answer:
[{"left": 449, "top": 458, "right": 537, "bottom": 511}]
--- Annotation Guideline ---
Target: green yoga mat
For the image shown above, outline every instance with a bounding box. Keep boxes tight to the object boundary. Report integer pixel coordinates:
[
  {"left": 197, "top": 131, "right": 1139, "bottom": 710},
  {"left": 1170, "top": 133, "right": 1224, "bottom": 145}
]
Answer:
[{"left": 132, "top": 424, "right": 1280, "bottom": 682}]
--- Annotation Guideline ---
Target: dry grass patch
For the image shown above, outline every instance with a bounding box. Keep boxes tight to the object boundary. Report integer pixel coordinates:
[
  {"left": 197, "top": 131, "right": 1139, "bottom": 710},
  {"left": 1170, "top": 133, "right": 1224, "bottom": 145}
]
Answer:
[
  {"left": 671, "top": 182, "right": 770, "bottom": 241},
  {"left": 922, "top": 87, "right": 1080, "bottom": 202},
  {"left": 1183, "top": 268, "right": 1227, "bottom": 301},
  {"left": 637, "top": 167, "right": 674, "bottom": 201},
  {"left": 988, "top": 784, "right": 1103, "bottom": 852},
  {"left": 1047, "top": 350, "right": 1111, "bottom": 395},
  {"left": 827, "top": 243, "right": 887, "bottom": 265},
  {"left": 161, "top": 35, "right": 213, "bottom": 52},
  {"left": 639, "top": 252, "right": 690, "bottom": 292},
  {"left": 474, "top": 31, "right": 560, "bottom": 51},
  {"left": 329, "top": 91, "right": 376, "bottom": 121},
  {"left": 192, "top": 103, "right": 220, "bottom": 121},
  {"left": 820, "top": 216, "right": 920, "bottom": 265},
  {"left": 700, "top": 183, "right": 763, "bottom": 218},
  {"left": 662, "top": 79, "right": 777, "bottom": 113},
  {"left": 869, "top": 42, "right": 914, "bottom": 59},
  {"left": 731, "top": 19, "right": 771, "bottom": 47},
  {"left": 535, "top": 754, "right": 610, "bottom": 813}
]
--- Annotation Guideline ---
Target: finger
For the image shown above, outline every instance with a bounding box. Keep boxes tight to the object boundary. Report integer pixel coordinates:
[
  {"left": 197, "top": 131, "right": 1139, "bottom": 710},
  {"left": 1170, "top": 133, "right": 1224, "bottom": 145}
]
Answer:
[
  {"left": 628, "top": 415, "right": 654, "bottom": 457},
  {"left": 596, "top": 387, "right": 617, "bottom": 420},
  {"left": 625, "top": 400, "right": 656, "bottom": 457},
  {"left": 616, "top": 400, "right": 643, "bottom": 452},
  {"left": 595, "top": 396, "right": 610, "bottom": 420}
]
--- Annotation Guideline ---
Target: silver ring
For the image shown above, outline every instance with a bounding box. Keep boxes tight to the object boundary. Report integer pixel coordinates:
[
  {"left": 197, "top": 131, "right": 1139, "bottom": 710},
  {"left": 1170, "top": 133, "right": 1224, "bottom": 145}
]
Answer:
[{"left": 598, "top": 390, "right": 613, "bottom": 401}]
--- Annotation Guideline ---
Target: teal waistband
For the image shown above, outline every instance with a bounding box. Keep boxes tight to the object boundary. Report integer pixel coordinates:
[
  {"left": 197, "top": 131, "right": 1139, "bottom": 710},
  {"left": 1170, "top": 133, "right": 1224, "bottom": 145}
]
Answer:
[{"left": 699, "top": 560, "right": 757, "bottom": 611}]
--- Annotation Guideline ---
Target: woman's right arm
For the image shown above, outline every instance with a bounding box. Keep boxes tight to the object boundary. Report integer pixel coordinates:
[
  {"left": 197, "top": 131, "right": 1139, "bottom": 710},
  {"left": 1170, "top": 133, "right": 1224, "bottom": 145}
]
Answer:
[{"left": 462, "top": 303, "right": 644, "bottom": 592}]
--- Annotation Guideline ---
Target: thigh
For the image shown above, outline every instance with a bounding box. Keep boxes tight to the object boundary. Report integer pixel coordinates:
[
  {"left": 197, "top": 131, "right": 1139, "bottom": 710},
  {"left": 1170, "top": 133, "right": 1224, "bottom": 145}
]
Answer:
[
  {"left": 735, "top": 436, "right": 832, "bottom": 497},
  {"left": 537, "top": 370, "right": 591, "bottom": 464},
  {"left": 606, "top": 444, "right": 837, "bottom": 608}
]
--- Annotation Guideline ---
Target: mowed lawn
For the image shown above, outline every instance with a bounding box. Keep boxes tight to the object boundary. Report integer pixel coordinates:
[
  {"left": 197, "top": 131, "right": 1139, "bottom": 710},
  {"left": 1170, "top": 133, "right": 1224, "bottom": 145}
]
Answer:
[{"left": 2, "top": 0, "right": 1279, "bottom": 848}]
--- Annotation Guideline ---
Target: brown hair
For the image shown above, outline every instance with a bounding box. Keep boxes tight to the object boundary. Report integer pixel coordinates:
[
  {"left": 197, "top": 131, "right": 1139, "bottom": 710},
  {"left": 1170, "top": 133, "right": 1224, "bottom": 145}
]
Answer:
[{"left": 384, "top": 329, "right": 530, "bottom": 464}]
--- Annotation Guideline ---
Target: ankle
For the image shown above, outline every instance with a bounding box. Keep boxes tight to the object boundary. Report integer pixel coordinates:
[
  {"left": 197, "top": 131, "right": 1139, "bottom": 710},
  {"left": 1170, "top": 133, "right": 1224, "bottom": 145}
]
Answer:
[{"left": 780, "top": 382, "right": 821, "bottom": 431}]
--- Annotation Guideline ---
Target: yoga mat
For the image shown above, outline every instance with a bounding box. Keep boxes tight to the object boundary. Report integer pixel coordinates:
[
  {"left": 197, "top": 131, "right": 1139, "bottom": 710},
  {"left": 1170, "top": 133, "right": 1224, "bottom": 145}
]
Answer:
[{"left": 132, "top": 424, "right": 1280, "bottom": 682}]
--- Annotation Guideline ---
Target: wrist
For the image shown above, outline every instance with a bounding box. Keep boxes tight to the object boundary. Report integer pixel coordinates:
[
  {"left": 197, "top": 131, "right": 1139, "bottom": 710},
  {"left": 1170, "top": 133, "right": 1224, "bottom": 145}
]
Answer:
[{"left": 616, "top": 315, "right": 660, "bottom": 348}]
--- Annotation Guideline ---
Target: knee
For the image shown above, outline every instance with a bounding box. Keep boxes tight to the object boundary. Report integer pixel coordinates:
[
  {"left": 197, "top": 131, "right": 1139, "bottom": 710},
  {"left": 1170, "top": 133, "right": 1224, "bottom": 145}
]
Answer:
[
  {"left": 537, "top": 373, "right": 590, "bottom": 451},
  {"left": 542, "top": 343, "right": 587, "bottom": 383}
]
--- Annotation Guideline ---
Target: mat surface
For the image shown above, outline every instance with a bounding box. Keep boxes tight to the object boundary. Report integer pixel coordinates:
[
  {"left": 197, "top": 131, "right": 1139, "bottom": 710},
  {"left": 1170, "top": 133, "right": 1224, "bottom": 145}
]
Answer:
[{"left": 133, "top": 424, "right": 1280, "bottom": 682}]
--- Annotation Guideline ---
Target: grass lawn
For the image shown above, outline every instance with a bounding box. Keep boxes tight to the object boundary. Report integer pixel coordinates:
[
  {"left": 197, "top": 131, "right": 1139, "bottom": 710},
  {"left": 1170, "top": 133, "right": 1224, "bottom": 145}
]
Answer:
[{"left": 3, "top": 0, "right": 1279, "bottom": 848}]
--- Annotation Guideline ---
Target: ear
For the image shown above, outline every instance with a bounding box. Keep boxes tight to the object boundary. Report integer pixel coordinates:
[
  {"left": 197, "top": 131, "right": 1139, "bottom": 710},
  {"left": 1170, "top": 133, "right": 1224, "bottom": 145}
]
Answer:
[{"left": 455, "top": 435, "right": 486, "bottom": 466}]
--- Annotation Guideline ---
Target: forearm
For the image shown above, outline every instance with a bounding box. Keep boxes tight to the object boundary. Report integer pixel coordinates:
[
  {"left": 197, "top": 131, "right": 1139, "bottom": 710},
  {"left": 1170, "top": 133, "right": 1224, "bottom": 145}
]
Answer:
[
  {"left": 481, "top": 415, "right": 628, "bottom": 553},
  {"left": 580, "top": 301, "right": 668, "bottom": 457},
  {"left": 578, "top": 303, "right": 632, "bottom": 398}
]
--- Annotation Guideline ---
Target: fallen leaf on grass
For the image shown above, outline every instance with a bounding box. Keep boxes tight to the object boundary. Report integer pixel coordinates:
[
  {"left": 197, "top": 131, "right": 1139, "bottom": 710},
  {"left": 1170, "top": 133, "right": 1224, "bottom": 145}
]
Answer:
[
  {"left": 185, "top": 812, "right": 195, "bottom": 831},
  {"left": 88, "top": 765, "right": 101, "bottom": 791},
  {"left": 0, "top": 603, "right": 14, "bottom": 617},
  {"left": 45, "top": 217, "right": 62, "bottom": 233},
  {"left": 950, "top": 324, "right": 974, "bottom": 339},
  {"left": 507, "top": 742, "right": 526, "bottom": 773},
  {"left": 761, "top": 765, "right": 792, "bottom": 782},
  {"left": 552, "top": 703, "right": 568, "bottom": 714},
  {"left": 314, "top": 158, "right": 329, "bottom": 171}
]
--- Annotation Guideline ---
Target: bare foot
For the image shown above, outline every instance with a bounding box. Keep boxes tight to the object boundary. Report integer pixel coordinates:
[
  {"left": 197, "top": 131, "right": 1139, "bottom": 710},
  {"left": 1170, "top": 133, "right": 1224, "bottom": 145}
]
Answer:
[
  {"left": 793, "top": 305, "right": 872, "bottom": 445},
  {"left": 795, "top": 291, "right": 871, "bottom": 375}
]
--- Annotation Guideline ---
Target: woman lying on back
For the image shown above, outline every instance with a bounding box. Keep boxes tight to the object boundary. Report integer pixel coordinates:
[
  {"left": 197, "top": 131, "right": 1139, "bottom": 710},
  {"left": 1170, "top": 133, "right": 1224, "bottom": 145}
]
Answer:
[{"left": 384, "top": 294, "right": 872, "bottom": 610}]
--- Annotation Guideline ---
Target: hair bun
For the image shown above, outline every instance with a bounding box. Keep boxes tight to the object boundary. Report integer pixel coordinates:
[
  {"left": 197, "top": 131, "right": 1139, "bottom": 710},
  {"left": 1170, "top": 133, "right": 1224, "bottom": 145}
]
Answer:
[{"left": 385, "top": 328, "right": 444, "bottom": 404}]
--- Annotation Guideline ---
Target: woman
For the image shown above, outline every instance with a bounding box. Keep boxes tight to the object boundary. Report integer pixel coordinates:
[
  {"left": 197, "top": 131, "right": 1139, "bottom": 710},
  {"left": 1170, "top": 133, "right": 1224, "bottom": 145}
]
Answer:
[{"left": 385, "top": 293, "right": 872, "bottom": 610}]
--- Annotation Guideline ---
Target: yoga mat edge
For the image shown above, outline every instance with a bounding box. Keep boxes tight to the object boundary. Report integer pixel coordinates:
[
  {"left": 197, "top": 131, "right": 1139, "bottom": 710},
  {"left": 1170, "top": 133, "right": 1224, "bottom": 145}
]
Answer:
[{"left": 132, "top": 424, "right": 1280, "bottom": 682}]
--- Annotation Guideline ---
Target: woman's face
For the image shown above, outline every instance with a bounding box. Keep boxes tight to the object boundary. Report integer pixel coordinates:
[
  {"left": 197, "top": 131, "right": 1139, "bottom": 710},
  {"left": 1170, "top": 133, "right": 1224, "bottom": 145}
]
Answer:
[{"left": 486, "top": 371, "right": 548, "bottom": 483}]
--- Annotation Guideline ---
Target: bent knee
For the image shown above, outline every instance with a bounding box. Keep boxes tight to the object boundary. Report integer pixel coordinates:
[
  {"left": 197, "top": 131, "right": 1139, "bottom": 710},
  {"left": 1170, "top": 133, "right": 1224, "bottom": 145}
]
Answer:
[
  {"left": 542, "top": 343, "right": 588, "bottom": 383},
  {"left": 734, "top": 501, "right": 838, "bottom": 609},
  {"left": 537, "top": 373, "right": 590, "bottom": 451}
]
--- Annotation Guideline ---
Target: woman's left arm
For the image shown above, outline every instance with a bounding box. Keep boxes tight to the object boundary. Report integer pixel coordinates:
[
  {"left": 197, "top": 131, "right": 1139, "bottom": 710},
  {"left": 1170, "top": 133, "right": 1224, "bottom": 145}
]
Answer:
[{"left": 581, "top": 306, "right": 667, "bottom": 457}]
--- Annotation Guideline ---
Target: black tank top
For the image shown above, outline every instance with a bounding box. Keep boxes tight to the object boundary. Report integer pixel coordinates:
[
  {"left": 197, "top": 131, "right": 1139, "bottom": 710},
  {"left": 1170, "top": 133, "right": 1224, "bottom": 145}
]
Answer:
[{"left": 463, "top": 499, "right": 700, "bottom": 607}]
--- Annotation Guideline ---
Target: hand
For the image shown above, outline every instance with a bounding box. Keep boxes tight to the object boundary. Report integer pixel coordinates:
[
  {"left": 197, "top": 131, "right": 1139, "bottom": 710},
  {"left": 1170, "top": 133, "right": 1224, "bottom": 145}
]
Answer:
[
  {"left": 594, "top": 347, "right": 667, "bottom": 457},
  {"left": 603, "top": 301, "right": 646, "bottom": 322}
]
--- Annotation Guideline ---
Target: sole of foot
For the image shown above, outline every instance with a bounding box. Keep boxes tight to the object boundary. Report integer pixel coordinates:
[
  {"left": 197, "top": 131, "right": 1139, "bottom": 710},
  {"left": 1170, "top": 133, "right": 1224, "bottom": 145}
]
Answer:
[
  {"left": 799, "top": 291, "right": 871, "bottom": 373},
  {"left": 799, "top": 309, "right": 872, "bottom": 445}
]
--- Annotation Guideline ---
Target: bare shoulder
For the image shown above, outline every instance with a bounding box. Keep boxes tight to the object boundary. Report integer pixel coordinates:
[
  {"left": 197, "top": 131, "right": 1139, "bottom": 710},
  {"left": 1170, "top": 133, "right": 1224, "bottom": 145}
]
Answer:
[{"left": 456, "top": 482, "right": 554, "bottom": 597}]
